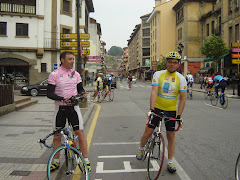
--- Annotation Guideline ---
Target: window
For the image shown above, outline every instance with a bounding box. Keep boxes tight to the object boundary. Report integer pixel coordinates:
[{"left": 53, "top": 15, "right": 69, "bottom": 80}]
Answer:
[
  {"left": 229, "top": 26, "right": 233, "bottom": 46},
  {"left": 16, "top": 23, "right": 28, "bottom": 36},
  {"left": 41, "top": 63, "right": 47, "bottom": 72},
  {"left": 142, "top": 48, "right": 150, "bottom": 56},
  {"left": 62, "top": 28, "right": 70, "bottom": 34},
  {"left": 0, "top": 22, "right": 7, "bottom": 35},
  {"left": 178, "top": 28, "right": 182, "bottom": 40},
  {"left": 142, "top": 29, "right": 150, "bottom": 37},
  {"left": 229, "top": 0, "right": 233, "bottom": 13},
  {"left": 63, "top": 0, "right": 70, "bottom": 13},
  {"left": 206, "top": 23, "right": 209, "bottom": 36},
  {"left": 235, "top": 24, "right": 239, "bottom": 42},
  {"left": 219, "top": 16, "right": 221, "bottom": 33},
  {"left": 211, "top": 21, "right": 215, "bottom": 34}
]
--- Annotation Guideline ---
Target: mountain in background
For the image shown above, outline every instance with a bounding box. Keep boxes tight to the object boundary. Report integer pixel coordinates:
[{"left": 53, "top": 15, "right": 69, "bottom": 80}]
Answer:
[{"left": 107, "top": 46, "right": 123, "bottom": 56}]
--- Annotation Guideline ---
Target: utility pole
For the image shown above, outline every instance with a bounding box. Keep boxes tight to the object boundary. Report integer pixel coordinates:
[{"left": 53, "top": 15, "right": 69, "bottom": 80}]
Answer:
[{"left": 76, "top": 0, "right": 81, "bottom": 74}]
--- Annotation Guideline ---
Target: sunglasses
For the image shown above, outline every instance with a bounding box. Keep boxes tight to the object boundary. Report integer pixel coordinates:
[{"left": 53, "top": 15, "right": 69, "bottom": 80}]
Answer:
[{"left": 167, "top": 60, "right": 179, "bottom": 64}]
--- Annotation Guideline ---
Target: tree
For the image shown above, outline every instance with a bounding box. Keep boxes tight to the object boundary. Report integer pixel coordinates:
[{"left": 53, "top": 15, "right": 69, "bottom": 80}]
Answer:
[
  {"left": 156, "top": 55, "right": 167, "bottom": 71},
  {"left": 201, "top": 35, "right": 228, "bottom": 72},
  {"left": 108, "top": 46, "right": 123, "bottom": 56}
]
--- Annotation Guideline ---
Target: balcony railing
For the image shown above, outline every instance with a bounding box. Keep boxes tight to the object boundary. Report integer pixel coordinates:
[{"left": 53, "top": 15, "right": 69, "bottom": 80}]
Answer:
[
  {"left": 44, "top": 38, "right": 60, "bottom": 49},
  {"left": 0, "top": 3, "right": 36, "bottom": 15}
]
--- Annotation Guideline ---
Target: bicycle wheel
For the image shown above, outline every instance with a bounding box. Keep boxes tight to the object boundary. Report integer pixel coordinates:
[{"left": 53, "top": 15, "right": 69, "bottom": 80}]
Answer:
[
  {"left": 204, "top": 90, "right": 209, "bottom": 99},
  {"left": 147, "top": 134, "right": 165, "bottom": 180},
  {"left": 220, "top": 94, "right": 228, "bottom": 109},
  {"left": 211, "top": 92, "right": 218, "bottom": 106},
  {"left": 109, "top": 89, "right": 114, "bottom": 101},
  {"left": 47, "top": 146, "right": 89, "bottom": 180},
  {"left": 235, "top": 153, "right": 240, "bottom": 180}
]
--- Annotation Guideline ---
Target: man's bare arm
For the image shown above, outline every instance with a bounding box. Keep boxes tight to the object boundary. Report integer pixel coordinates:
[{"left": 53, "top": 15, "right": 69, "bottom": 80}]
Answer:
[
  {"left": 150, "top": 85, "right": 158, "bottom": 110},
  {"left": 177, "top": 92, "right": 186, "bottom": 116}
]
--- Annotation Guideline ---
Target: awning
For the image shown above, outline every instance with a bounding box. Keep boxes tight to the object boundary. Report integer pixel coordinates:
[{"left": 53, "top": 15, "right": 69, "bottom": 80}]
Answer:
[
  {"left": 203, "top": 53, "right": 230, "bottom": 62},
  {"left": 0, "top": 58, "right": 29, "bottom": 66},
  {"left": 146, "top": 69, "right": 153, "bottom": 74},
  {"left": 198, "top": 67, "right": 212, "bottom": 73}
]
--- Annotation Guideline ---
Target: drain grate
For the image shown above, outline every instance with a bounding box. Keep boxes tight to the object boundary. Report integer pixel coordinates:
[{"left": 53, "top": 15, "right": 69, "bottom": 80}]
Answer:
[{"left": 10, "top": 170, "right": 31, "bottom": 176}]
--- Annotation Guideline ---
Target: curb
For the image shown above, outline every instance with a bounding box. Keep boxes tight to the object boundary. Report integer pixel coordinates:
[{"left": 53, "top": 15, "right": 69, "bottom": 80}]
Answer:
[{"left": 83, "top": 102, "right": 95, "bottom": 126}]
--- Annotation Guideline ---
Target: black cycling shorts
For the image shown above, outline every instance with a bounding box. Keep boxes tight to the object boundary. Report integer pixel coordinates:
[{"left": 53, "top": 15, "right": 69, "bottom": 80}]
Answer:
[
  {"left": 53, "top": 105, "right": 84, "bottom": 131},
  {"left": 148, "top": 108, "right": 176, "bottom": 131}
]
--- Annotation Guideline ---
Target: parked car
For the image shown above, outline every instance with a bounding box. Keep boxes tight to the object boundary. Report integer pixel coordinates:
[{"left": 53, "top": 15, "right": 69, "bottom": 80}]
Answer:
[
  {"left": 21, "top": 79, "right": 48, "bottom": 96},
  {"left": 132, "top": 76, "right": 137, "bottom": 83}
]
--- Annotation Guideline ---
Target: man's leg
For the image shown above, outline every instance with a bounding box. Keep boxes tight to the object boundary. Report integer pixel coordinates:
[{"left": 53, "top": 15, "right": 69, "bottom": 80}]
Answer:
[
  {"left": 166, "top": 130, "right": 176, "bottom": 173},
  {"left": 136, "top": 127, "right": 154, "bottom": 160}
]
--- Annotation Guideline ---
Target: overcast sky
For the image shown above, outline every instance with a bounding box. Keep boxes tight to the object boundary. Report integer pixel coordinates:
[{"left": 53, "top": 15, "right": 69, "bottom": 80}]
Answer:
[{"left": 91, "top": 0, "right": 155, "bottom": 51}]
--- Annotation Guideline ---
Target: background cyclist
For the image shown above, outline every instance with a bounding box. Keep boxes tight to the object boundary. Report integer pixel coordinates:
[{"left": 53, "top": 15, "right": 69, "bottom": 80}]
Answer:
[
  {"left": 186, "top": 72, "right": 194, "bottom": 92},
  {"left": 47, "top": 51, "right": 91, "bottom": 172},
  {"left": 91, "top": 73, "right": 103, "bottom": 102},
  {"left": 213, "top": 72, "right": 227, "bottom": 101},
  {"left": 136, "top": 52, "right": 187, "bottom": 173},
  {"left": 127, "top": 73, "right": 132, "bottom": 89}
]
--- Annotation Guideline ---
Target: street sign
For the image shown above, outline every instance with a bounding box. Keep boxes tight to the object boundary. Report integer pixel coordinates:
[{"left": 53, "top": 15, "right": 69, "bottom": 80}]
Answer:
[
  {"left": 60, "top": 41, "right": 90, "bottom": 47},
  {"left": 83, "top": 49, "right": 90, "bottom": 55},
  {"left": 232, "top": 59, "right": 240, "bottom": 64},
  {"left": 232, "top": 48, "right": 240, "bottom": 53},
  {"left": 54, "top": 64, "right": 58, "bottom": 70},
  {"left": 231, "top": 42, "right": 240, "bottom": 47},
  {"left": 232, "top": 54, "right": 240, "bottom": 58},
  {"left": 60, "top": 49, "right": 78, "bottom": 55},
  {"left": 60, "top": 33, "right": 90, "bottom": 39}
]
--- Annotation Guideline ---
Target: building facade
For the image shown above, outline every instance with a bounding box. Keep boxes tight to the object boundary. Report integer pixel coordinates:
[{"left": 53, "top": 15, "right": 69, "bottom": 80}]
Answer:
[{"left": 0, "top": 0, "right": 94, "bottom": 88}]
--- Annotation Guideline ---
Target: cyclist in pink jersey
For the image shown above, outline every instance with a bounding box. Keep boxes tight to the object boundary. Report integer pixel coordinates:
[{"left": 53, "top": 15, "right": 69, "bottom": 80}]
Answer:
[{"left": 47, "top": 51, "right": 91, "bottom": 172}]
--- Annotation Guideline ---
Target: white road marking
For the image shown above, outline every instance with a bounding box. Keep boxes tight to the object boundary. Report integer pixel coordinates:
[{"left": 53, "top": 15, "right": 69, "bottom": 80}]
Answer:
[
  {"left": 204, "top": 103, "right": 223, "bottom": 109},
  {"left": 139, "top": 85, "right": 145, "bottom": 87},
  {"left": 93, "top": 142, "right": 139, "bottom": 145},
  {"left": 98, "top": 155, "right": 135, "bottom": 158}
]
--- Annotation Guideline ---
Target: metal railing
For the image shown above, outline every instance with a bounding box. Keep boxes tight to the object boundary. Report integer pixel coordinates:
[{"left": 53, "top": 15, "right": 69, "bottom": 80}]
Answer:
[
  {"left": 0, "top": 85, "right": 14, "bottom": 107},
  {"left": 0, "top": 3, "right": 36, "bottom": 15},
  {"left": 44, "top": 38, "right": 61, "bottom": 49}
]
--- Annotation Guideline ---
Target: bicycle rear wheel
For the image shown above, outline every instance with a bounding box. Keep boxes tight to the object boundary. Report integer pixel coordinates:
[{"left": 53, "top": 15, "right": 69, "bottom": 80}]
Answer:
[
  {"left": 211, "top": 92, "right": 218, "bottom": 106},
  {"left": 236, "top": 153, "right": 240, "bottom": 180},
  {"left": 47, "top": 146, "right": 89, "bottom": 180},
  {"left": 109, "top": 89, "right": 114, "bottom": 101},
  {"left": 147, "top": 134, "right": 165, "bottom": 180},
  {"left": 220, "top": 94, "right": 228, "bottom": 109}
]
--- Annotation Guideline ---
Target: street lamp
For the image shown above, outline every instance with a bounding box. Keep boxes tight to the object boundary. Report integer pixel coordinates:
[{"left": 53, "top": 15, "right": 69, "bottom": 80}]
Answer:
[{"left": 178, "top": 43, "right": 184, "bottom": 56}]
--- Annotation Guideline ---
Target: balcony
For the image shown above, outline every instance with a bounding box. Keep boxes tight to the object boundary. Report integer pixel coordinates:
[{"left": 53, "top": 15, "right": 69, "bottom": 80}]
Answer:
[
  {"left": 44, "top": 38, "right": 60, "bottom": 49},
  {"left": 0, "top": 2, "right": 36, "bottom": 15}
]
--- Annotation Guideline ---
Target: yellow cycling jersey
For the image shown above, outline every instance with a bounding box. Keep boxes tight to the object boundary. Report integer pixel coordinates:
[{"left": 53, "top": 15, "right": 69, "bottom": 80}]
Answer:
[
  {"left": 95, "top": 77, "right": 102, "bottom": 88},
  {"left": 152, "top": 70, "right": 187, "bottom": 111}
]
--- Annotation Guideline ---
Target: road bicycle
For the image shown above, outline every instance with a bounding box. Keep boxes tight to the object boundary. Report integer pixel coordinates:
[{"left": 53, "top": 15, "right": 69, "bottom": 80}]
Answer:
[
  {"left": 187, "top": 88, "right": 193, "bottom": 99},
  {"left": 90, "top": 89, "right": 103, "bottom": 103},
  {"left": 100, "top": 86, "right": 115, "bottom": 102},
  {"left": 210, "top": 91, "right": 228, "bottom": 109},
  {"left": 236, "top": 153, "right": 240, "bottom": 180},
  {"left": 141, "top": 112, "right": 183, "bottom": 180},
  {"left": 38, "top": 95, "right": 89, "bottom": 180},
  {"left": 204, "top": 86, "right": 213, "bottom": 99}
]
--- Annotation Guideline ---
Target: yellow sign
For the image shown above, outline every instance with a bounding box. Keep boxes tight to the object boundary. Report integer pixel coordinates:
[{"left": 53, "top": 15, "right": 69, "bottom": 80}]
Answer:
[
  {"left": 60, "top": 49, "right": 78, "bottom": 55},
  {"left": 83, "top": 49, "right": 90, "bottom": 55},
  {"left": 60, "top": 41, "right": 90, "bottom": 47},
  {"left": 60, "top": 33, "right": 90, "bottom": 39},
  {"left": 232, "top": 59, "right": 240, "bottom": 64},
  {"left": 232, "top": 42, "right": 240, "bottom": 47}
]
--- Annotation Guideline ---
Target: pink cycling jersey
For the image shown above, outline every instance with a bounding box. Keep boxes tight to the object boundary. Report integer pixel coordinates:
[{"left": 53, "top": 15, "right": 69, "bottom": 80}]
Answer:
[{"left": 48, "top": 66, "right": 82, "bottom": 105}]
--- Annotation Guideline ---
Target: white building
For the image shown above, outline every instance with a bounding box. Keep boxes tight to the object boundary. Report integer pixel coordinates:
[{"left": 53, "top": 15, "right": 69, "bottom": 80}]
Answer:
[{"left": 0, "top": 0, "right": 94, "bottom": 88}]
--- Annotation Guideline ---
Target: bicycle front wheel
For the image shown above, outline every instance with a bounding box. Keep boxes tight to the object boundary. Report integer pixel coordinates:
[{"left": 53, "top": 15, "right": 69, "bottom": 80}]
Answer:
[
  {"left": 109, "top": 89, "right": 114, "bottom": 101},
  {"left": 47, "top": 146, "right": 89, "bottom": 180},
  {"left": 220, "top": 94, "right": 228, "bottom": 109},
  {"left": 147, "top": 134, "right": 165, "bottom": 180},
  {"left": 211, "top": 92, "right": 218, "bottom": 106},
  {"left": 236, "top": 153, "right": 240, "bottom": 180}
]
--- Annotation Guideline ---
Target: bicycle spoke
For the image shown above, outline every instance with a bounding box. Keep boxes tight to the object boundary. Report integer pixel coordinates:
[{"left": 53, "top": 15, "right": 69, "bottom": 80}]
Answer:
[
  {"left": 147, "top": 134, "right": 165, "bottom": 180},
  {"left": 211, "top": 92, "right": 218, "bottom": 106}
]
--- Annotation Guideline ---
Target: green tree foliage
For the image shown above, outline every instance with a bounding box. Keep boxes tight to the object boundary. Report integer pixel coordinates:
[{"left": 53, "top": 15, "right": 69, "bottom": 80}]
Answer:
[
  {"left": 201, "top": 35, "right": 228, "bottom": 63},
  {"left": 156, "top": 55, "right": 167, "bottom": 71},
  {"left": 108, "top": 46, "right": 123, "bottom": 56}
]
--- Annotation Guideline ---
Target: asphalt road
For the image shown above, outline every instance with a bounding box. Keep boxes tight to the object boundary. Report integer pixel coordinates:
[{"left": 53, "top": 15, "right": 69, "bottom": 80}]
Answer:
[{"left": 85, "top": 79, "right": 240, "bottom": 180}]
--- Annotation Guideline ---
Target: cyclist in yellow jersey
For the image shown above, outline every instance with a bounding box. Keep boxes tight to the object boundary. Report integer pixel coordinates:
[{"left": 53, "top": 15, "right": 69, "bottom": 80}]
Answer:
[
  {"left": 136, "top": 52, "right": 187, "bottom": 173},
  {"left": 91, "top": 73, "right": 103, "bottom": 102}
]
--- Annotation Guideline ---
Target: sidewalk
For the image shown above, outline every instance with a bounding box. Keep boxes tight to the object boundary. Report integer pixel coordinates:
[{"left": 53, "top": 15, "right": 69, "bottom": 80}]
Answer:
[
  {"left": 0, "top": 86, "right": 95, "bottom": 180},
  {"left": 192, "top": 83, "right": 240, "bottom": 99}
]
